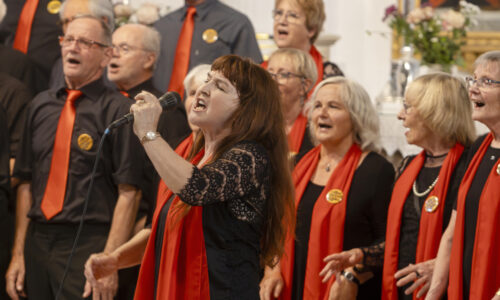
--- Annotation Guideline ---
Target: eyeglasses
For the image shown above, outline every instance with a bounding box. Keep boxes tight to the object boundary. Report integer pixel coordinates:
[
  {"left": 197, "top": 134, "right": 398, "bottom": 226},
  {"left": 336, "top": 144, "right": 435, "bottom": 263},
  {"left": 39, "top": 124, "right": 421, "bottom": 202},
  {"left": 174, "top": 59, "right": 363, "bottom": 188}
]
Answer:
[
  {"left": 272, "top": 9, "right": 303, "bottom": 24},
  {"left": 269, "top": 71, "right": 304, "bottom": 83},
  {"left": 59, "top": 35, "right": 109, "bottom": 50},
  {"left": 465, "top": 76, "right": 500, "bottom": 89},
  {"left": 112, "top": 43, "right": 147, "bottom": 55}
]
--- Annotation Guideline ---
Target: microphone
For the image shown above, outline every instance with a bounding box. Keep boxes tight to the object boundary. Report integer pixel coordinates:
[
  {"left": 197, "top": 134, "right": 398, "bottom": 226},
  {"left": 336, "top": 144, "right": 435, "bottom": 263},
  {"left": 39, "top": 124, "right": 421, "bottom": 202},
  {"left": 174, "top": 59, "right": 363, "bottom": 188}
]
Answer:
[{"left": 108, "top": 91, "right": 181, "bottom": 130}]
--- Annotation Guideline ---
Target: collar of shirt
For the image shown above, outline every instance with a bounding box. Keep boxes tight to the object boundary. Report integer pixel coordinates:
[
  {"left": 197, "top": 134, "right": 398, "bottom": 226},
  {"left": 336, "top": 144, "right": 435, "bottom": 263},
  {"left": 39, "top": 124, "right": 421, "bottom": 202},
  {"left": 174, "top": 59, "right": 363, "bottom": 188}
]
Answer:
[
  {"left": 55, "top": 77, "right": 108, "bottom": 102},
  {"left": 125, "top": 77, "right": 157, "bottom": 99},
  {"left": 181, "top": 0, "right": 217, "bottom": 21}
]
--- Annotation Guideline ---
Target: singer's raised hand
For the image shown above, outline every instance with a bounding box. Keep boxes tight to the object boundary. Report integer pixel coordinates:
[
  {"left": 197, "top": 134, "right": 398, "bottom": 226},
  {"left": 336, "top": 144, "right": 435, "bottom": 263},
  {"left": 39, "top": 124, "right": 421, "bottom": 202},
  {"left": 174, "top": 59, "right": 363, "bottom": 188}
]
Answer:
[{"left": 131, "top": 91, "right": 163, "bottom": 139}]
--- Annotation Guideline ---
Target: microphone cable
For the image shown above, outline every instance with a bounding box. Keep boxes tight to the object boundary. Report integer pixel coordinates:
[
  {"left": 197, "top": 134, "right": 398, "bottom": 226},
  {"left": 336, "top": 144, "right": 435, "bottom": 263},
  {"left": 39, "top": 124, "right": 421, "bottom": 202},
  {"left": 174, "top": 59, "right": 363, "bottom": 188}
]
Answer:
[{"left": 54, "top": 127, "right": 111, "bottom": 300}]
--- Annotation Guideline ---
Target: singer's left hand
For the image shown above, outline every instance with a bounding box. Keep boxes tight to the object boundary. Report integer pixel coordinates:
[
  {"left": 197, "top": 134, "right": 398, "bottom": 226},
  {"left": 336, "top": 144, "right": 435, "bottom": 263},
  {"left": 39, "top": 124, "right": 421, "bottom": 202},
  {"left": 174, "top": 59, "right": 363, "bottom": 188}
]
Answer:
[{"left": 131, "top": 91, "right": 162, "bottom": 139}]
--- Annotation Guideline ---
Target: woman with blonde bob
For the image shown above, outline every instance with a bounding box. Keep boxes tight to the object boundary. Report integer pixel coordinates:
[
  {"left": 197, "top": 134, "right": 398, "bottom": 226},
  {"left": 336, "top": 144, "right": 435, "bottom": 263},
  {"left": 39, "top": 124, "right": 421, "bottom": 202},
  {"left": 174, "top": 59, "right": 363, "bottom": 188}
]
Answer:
[
  {"left": 267, "top": 48, "right": 317, "bottom": 155},
  {"left": 266, "top": 0, "right": 343, "bottom": 85},
  {"left": 320, "top": 73, "right": 475, "bottom": 300},
  {"left": 260, "top": 77, "right": 394, "bottom": 300}
]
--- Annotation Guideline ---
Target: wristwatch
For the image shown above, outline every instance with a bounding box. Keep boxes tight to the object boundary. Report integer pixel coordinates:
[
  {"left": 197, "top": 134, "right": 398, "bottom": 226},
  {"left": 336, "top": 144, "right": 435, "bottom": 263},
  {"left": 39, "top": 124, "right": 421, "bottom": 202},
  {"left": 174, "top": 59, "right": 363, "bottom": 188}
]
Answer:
[
  {"left": 341, "top": 270, "right": 361, "bottom": 286},
  {"left": 140, "top": 131, "right": 161, "bottom": 145}
]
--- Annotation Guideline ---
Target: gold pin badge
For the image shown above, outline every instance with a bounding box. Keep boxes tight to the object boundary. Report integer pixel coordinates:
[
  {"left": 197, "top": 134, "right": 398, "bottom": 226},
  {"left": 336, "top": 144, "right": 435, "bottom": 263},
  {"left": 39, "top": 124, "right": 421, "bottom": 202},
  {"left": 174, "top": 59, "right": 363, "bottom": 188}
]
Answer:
[
  {"left": 424, "top": 196, "right": 439, "bottom": 213},
  {"left": 77, "top": 133, "right": 93, "bottom": 151},
  {"left": 47, "top": 0, "right": 61, "bottom": 14},
  {"left": 496, "top": 163, "right": 500, "bottom": 175},
  {"left": 326, "top": 189, "right": 343, "bottom": 204},
  {"left": 202, "top": 29, "right": 218, "bottom": 44}
]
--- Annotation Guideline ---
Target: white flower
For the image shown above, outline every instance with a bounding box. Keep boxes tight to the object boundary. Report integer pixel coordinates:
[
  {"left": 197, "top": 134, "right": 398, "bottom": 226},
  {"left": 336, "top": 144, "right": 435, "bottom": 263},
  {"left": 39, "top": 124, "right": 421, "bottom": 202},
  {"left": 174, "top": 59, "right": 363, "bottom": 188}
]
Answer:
[
  {"left": 135, "top": 4, "right": 160, "bottom": 25},
  {"left": 440, "top": 9, "right": 465, "bottom": 30},
  {"left": 114, "top": 4, "right": 133, "bottom": 18}
]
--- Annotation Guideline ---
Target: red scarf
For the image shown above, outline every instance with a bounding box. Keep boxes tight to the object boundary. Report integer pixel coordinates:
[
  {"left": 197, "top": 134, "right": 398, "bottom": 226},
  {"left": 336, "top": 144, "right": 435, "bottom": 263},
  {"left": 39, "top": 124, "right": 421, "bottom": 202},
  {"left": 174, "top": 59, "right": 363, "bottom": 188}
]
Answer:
[
  {"left": 382, "top": 143, "right": 464, "bottom": 300},
  {"left": 280, "top": 144, "right": 362, "bottom": 300},
  {"left": 287, "top": 114, "right": 308, "bottom": 155},
  {"left": 134, "top": 134, "right": 210, "bottom": 300},
  {"left": 449, "top": 133, "right": 500, "bottom": 300}
]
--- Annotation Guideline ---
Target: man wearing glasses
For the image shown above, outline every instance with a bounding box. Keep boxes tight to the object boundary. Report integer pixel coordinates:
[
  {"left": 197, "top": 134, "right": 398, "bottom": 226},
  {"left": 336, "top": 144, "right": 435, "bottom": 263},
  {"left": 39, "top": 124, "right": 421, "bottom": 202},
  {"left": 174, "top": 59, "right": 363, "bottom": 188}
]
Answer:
[{"left": 6, "top": 16, "right": 143, "bottom": 300}]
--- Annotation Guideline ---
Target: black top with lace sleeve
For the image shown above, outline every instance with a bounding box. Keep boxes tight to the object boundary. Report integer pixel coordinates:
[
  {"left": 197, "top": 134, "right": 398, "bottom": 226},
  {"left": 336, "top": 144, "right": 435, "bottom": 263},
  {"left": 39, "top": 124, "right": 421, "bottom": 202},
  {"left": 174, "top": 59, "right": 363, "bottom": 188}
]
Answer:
[{"left": 155, "top": 140, "right": 272, "bottom": 300}]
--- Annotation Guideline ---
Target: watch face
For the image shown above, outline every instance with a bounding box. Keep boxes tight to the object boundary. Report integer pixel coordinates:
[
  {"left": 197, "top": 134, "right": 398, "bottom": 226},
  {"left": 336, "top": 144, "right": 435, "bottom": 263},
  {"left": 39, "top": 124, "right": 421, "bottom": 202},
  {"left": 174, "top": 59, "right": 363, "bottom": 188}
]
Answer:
[{"left": 146, "top": 131, "right": 156, "bottom": 140}]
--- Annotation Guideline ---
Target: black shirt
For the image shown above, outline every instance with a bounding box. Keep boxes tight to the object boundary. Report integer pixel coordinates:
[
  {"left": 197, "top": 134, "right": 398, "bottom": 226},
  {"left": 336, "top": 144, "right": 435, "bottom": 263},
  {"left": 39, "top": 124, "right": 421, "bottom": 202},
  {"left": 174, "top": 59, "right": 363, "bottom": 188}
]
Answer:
[
  {"left": 0, "top": 0, "right": 62, "bottom": 77},
  {"left": 13, "top": 78, "right": 144, "bottom": 224},
  {"left": 462, "top": 138, "right": 500, "bottom": 298},
  {"left": 292, "top": 152, "right": 395, "bottom": 300},
  {"left": 0, "top": 106, "right": 10, "bottom": 219},
  {"left": 0, "top": 45, "right": 48, "bottom": 94},
  {"left": 0, "top": 73, "right": 33, "bottom": 157}
]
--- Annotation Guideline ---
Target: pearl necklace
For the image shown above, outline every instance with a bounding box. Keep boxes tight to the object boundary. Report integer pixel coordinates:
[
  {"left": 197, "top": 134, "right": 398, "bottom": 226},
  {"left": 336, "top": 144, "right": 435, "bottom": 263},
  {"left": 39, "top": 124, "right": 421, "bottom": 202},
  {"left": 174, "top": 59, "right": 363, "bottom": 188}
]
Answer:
[{"left": 412, "top": 176, "right": 439, "bottom": 197}]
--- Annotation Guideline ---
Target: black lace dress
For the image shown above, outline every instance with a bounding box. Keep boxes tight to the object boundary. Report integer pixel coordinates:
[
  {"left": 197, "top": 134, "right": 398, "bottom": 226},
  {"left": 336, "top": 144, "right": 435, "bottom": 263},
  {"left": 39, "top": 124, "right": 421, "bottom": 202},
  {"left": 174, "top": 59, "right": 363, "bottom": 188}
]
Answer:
[{"left": 154, "top": 141, "right": 271, "bottom": 300}]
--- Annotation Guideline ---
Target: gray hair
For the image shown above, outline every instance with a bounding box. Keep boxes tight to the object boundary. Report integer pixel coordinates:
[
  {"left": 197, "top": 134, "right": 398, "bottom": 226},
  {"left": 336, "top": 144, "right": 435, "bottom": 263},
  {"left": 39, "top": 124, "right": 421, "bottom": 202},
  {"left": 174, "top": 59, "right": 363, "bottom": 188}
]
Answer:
[
  {"left": 474, "top": 50, "right": 500, "bottom": 68},
  {"left": 184, "top": 64, "right": 211, "bottom": 91},
  {"left": 306, "top": 76, "right": 381, "bottom": 151},
  {"left": 0, "top": 0, "right": 6, "bottom": 24},
  {"left": 268, "top": 48, "right": 318, "bottom": 93},
  {"left": 141, "top": 25, "right": 161, "bottom": 68},
  {"left": 60, "top": 0, "right": 115, "bottom": 31}
]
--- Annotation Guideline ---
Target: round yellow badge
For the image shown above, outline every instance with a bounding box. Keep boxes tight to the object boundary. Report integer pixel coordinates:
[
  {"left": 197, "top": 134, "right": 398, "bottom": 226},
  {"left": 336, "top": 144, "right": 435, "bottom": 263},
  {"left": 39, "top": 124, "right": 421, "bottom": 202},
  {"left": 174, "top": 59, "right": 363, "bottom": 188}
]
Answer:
[
  {"left": 77, "top": 133, "right": 93, "bottom": 151},
  {"left": 47, "top": 0, "right": 61, "bottom": 14},
  {"left": 202, "top": 29, "right": 218, "bottom": 44},
  {"left": 326, "top": 189, "right": 343, "bottom": 204},
  {"left": 424, "top": 196, "right": 439, "bottom": 213}
]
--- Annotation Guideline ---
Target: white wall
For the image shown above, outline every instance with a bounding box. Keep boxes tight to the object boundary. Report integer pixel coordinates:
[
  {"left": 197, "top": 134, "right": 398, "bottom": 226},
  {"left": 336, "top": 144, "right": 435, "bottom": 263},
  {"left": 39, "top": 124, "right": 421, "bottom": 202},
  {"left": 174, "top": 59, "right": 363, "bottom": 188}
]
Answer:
[{"left": 126, "top": 0, "right": 394, "bottom": 101}]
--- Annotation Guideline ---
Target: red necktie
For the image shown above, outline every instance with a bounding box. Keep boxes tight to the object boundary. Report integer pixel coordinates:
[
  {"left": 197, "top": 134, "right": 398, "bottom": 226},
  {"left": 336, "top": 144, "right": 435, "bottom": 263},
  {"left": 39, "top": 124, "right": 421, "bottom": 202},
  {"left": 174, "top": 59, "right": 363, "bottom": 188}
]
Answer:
[
  {"left": 168, "top": 6, "right": 196, "bottom": 98},
  {"left": 120, "top": 90, "right": 130, "bottom": 98},
  {"left": 41, "top": 89, "right": 82, "bottom": 220},
  {"left": 13, "top": 0, "right": 40, "bottom": 53}
]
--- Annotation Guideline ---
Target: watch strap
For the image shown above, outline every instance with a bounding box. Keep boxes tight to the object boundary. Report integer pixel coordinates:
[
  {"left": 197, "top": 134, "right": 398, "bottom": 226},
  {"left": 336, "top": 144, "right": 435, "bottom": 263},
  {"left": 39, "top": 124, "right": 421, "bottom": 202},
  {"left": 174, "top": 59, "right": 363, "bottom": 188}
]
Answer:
[{"left": 341, "top": 270, "right": 361, "bottom": 286}]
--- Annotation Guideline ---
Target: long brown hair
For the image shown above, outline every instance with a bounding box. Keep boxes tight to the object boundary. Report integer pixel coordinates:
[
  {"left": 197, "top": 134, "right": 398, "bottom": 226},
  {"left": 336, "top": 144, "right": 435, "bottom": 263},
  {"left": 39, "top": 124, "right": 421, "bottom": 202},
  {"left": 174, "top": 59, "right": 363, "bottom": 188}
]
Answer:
[{"left": 182, "top": 55, "right": 295, "bottom": 267}]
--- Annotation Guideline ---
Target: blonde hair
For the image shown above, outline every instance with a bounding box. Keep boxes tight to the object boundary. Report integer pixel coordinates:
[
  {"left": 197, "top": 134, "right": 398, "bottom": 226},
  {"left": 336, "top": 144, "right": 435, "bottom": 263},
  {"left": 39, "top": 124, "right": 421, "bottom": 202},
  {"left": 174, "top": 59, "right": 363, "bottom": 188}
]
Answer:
[
  {"left": 306, "top": 77, "right": 381, "bottom": 151},
  {"left": 275, "top": 0, "right": 325, "bottom": 43},
  {"left": 405, "top": 73, "right": 475, "bottom": 146},
  {"left": 268, "top": 48, "right": 318, "bottom": 93}
]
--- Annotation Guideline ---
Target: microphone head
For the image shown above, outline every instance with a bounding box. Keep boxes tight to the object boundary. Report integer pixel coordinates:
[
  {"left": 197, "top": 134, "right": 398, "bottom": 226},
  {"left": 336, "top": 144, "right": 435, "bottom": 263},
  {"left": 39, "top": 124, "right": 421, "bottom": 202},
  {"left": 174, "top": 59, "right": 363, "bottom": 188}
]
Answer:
[{"left": 158, "top": 91, "right": 181, "bottom": 110}]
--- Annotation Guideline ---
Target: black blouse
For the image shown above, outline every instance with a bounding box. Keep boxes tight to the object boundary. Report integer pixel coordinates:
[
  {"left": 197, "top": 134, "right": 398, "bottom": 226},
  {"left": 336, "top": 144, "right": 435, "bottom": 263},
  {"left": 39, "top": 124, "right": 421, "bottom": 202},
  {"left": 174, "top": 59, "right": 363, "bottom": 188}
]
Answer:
[
  {"left": 292, "top": 152, "right": 395, "bottom": 300},
  {"left": 154, "top": 141, "right": 271, "bottom": 300}
]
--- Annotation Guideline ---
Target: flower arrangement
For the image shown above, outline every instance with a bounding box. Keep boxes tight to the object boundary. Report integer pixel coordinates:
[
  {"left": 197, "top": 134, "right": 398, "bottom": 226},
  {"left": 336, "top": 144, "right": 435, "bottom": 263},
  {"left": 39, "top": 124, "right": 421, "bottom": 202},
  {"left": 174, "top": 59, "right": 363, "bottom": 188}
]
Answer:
[
  {"left": 383, "top": 1, "right": 480, "bottom": 70},
  {"left": 113, "top": 2, "right": 170, "bottom": 27}
]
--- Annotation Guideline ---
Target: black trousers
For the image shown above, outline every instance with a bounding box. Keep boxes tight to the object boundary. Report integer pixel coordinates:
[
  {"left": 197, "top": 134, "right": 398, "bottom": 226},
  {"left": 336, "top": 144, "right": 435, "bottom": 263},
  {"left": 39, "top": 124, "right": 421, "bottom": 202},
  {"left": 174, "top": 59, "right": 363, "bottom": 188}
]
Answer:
[{"left": 24, "top": 222, "right": 108, "bottom": 300}]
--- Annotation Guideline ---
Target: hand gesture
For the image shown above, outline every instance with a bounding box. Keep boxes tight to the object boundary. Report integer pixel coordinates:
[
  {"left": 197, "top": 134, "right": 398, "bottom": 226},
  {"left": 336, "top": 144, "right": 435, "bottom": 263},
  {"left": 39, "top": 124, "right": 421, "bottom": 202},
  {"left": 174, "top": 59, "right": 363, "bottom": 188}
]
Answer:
[
  {"left": 395, "top": 259, "right": 435, "bottom": 298},
  {"left": 320, "top": 248, "right": 363, "bottom": 282}
]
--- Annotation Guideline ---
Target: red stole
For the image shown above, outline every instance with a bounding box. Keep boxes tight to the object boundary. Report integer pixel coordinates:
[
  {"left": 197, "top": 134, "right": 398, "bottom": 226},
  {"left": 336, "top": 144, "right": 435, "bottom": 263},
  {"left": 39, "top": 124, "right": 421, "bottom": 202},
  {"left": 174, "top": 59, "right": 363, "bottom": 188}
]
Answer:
[
  {"left": 134, "top": 134, "right": 210, "bottom": 300},
  {"left": 280, "top": 144, "right": 362, "bottom": 300},
  {"left": 382, "top": 143, "right": 464, "bottom": 300},
  {"left": 449, "top": 133, "right": 500, "bottom": 300},
  {"left": 287, "top": 114, "right": 307, "bottom": 155}
]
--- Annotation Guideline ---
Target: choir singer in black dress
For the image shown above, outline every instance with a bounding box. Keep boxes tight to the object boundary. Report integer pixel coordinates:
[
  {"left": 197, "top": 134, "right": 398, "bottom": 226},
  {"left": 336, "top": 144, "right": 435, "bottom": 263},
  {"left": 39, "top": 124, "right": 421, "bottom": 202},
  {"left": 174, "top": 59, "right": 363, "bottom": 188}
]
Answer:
[
  {"left": 260, "top": 76, "right": 395, "bottom": 300},
  {"left": 83, "top": 55, "right": 295, "bottom": 300}
]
